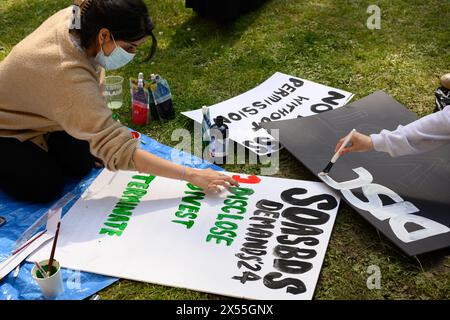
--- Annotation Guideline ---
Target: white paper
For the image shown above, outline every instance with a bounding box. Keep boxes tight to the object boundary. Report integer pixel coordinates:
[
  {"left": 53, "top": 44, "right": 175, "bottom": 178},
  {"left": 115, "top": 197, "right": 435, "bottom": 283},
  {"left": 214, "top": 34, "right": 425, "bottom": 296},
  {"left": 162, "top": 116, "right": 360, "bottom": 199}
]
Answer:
[{"left": 182, "top": 72, "right": 353, "bottom": 155}]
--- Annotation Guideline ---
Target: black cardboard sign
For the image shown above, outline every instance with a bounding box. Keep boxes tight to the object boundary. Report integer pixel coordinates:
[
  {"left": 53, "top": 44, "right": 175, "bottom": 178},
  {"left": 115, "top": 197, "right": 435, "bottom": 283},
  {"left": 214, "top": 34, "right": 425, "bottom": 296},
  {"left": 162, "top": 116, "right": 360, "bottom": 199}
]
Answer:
[{"left": 262, "top": 91, "right": 450, "bottom": 256}]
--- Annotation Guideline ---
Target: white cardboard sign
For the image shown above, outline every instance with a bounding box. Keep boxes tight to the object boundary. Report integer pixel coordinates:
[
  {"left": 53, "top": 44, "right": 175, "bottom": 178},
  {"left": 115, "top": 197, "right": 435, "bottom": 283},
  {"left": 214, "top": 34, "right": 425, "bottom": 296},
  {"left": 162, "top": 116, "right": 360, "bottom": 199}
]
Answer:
[
  {"left": 29, "top": 170, "right": 340, "bottom": 300},
  {"left": 182, "top": 72, "right": 353, "bottom": 155}
]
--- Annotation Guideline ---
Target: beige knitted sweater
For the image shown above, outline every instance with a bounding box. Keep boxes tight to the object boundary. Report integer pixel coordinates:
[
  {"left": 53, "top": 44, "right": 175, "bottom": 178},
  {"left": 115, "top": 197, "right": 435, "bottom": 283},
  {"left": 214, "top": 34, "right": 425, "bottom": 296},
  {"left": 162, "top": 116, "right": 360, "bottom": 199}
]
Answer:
[{"left": 0, "top": 7, "right": 138, "bottom": 171}]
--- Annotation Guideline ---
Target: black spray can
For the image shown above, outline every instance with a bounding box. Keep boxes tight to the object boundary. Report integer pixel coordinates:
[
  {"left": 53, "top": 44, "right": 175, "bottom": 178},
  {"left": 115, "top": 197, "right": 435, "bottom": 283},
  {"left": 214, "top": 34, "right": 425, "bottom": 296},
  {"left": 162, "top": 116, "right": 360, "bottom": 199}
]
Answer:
[{"left": 209, "top": 116, "right": 229, "bottom": 164}]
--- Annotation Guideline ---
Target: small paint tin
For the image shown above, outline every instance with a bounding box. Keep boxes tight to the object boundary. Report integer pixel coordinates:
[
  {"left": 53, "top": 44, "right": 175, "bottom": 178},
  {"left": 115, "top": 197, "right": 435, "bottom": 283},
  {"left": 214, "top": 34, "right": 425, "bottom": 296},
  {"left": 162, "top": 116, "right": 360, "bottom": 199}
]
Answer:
[
  {"left": 131, "top": 131, "right": 141, "bottom": 140},
  {"left": 130, "top": 131, "right": 146, "bottom": 145},
  {"left": 32, "top": 259, "right": 64, "bottom": 299}
]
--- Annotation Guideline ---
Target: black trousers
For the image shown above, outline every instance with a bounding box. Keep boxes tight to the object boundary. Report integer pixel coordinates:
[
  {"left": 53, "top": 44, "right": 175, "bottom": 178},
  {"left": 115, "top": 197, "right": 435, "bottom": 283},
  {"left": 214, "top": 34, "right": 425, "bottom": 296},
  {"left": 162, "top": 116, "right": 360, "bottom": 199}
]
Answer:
[{"left": 0, "top": 132, "right": 95, "bottom": 203}]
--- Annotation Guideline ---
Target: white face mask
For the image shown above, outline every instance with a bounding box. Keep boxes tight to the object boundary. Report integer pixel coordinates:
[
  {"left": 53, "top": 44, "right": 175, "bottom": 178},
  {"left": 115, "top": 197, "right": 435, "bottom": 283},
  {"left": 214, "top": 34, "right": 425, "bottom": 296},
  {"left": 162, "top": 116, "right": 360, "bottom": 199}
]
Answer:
[{"left": 95, "top": 34, "right": 135, "bottom": 70}]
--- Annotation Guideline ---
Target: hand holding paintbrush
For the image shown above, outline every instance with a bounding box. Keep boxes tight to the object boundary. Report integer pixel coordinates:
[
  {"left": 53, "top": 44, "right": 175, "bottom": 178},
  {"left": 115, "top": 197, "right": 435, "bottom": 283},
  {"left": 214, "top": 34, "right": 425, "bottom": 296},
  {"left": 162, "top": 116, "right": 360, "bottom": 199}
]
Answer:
[
  {"left": 319, "top": 129, "right": 356, "bottom": 175},
  {"left": 319, "top": 129, "right": 375, "bottom": 176},
  {"left": 334, "top": 130, "right": 374, "bottom": 157}
]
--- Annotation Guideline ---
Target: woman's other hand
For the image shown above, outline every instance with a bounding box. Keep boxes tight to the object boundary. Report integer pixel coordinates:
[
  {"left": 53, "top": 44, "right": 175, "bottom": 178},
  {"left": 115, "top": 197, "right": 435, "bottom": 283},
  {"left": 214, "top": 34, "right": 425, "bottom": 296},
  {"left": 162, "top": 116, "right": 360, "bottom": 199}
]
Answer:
[{"left": 185, "top": 168, "right": 239, "bottom": 193}]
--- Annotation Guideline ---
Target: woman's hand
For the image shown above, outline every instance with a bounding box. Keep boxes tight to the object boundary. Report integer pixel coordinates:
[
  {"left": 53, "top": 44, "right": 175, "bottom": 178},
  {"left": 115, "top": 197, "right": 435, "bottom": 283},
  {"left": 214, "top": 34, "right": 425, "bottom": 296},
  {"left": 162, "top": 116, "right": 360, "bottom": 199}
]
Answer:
[
  {"left": 185, "top": 168, "right": 239, "bottom": 193},
  {"left": 335, "top": 131, "right": 374, "bottom": 156},
  {"left": 133, "top": 149, "right": 239, "bottom": 193}
]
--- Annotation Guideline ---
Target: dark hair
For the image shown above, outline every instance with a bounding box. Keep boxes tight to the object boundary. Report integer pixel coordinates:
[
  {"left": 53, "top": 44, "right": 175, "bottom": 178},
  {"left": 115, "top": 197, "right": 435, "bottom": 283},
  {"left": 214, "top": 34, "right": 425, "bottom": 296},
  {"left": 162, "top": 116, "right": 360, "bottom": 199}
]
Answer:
[{"left": 80, "top": 0, "right": 157, "bottom": 61}]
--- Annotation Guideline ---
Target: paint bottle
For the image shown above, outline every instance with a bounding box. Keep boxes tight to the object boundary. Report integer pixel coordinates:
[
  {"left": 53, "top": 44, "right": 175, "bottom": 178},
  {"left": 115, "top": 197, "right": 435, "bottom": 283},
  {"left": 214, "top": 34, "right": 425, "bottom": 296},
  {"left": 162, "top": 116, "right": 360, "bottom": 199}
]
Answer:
[
  {"left": 202, "top": 106, "right": 212, "bottom": 157},
  {"left": 132, "top": 73, "right": 149, "bottom": 126},
  {"left": 210, "top": 115, "right": 229, "bottom": 164},
  {"left": 151, "top": 75, "right": 175, "bottom": 121}
]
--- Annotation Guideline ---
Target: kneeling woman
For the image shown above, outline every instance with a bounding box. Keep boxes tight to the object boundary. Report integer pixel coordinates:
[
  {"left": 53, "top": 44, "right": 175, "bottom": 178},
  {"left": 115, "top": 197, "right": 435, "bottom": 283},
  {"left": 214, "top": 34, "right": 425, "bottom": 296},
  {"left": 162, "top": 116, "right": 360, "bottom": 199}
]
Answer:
[{"left": 0, "top": 0, "right": 237, "bottom": 202}]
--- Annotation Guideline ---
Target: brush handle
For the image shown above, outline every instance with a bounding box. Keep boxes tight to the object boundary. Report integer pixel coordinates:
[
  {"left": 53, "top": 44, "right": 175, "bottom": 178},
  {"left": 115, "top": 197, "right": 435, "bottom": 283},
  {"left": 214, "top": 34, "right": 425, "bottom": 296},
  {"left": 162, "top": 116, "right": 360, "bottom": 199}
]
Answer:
[
  {"left": 47, "top": 222, "right": 61, "bottom": 276},
  {"left": 331, "top": 129, "right": 356, "bottom": 163}
]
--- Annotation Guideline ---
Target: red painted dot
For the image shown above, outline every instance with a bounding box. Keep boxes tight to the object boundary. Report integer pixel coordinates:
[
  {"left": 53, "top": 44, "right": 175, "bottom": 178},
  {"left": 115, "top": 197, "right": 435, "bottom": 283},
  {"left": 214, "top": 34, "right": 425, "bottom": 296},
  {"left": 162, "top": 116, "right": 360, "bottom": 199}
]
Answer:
[{"left": 131, "top": 131, "right": 141, "bottom": 139}]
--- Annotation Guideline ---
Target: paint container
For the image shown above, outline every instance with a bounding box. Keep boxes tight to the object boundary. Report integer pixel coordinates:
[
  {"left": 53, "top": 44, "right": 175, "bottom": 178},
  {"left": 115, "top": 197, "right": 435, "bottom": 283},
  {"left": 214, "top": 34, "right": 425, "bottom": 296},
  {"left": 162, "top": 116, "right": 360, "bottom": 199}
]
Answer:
[
  {"left": 131, "top": 131, "right": 141, "bottom": 140},
  {"left": 130, "top": 131, "right": 146, "bottom": 145},
  {"left": 31, "top": 259, "right": 64, "bottom": 299}
]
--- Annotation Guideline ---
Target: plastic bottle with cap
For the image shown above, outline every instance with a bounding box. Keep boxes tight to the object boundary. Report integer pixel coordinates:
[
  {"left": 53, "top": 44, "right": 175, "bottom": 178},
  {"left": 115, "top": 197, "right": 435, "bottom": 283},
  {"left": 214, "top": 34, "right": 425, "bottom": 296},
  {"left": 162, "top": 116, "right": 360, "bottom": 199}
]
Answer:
[{"left": 148, "top": 74, "right": 159, "bottom": 121}]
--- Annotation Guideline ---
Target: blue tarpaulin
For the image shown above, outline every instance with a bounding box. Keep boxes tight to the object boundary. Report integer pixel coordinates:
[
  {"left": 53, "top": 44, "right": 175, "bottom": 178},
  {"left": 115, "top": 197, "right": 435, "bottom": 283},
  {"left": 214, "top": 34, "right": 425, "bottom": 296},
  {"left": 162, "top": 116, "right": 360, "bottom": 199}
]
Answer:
[{"left": 0, "top": 132, "right": 221, "bottom": 300}]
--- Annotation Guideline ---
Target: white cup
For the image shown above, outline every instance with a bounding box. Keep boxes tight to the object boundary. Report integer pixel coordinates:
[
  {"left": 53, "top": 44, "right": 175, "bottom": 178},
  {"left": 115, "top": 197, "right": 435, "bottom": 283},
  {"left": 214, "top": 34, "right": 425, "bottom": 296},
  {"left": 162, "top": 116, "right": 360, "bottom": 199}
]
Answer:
[{"left": 31, "top": 259, "right": 64, "bottom": 299}]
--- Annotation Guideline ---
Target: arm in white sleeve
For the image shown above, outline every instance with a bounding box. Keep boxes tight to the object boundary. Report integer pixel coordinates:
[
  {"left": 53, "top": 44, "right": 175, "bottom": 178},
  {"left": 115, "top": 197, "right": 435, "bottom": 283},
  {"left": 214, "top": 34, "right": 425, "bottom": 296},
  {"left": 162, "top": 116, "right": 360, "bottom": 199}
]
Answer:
[{"left": 370, "top": 106, "right": 450, "bottom": 157}]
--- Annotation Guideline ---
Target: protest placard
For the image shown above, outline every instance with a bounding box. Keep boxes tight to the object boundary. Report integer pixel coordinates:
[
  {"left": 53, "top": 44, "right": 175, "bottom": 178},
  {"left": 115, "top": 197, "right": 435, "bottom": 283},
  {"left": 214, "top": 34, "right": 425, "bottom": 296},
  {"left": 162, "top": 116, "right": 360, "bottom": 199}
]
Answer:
[
  {"left": 29, "top": 170, "right": 340, "bottom": 299},
  {"left": 182, "top": 72, "right": 353, "bottom": 155}
]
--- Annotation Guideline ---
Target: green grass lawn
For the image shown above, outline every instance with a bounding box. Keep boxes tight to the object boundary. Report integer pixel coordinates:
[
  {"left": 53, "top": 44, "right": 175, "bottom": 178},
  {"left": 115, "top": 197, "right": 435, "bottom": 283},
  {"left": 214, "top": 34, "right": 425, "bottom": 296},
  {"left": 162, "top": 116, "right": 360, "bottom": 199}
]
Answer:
[{"left": 1, "top": 0, "right": 449, "bottom": 299}]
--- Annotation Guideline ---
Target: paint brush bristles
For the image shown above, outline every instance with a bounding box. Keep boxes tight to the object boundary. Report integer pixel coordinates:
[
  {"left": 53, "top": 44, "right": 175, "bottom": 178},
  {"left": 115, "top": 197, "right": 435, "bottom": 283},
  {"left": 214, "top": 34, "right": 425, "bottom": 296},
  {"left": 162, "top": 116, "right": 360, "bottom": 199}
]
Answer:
[{"left": 322, "top": 161, "right": 334, "bottom": 174}]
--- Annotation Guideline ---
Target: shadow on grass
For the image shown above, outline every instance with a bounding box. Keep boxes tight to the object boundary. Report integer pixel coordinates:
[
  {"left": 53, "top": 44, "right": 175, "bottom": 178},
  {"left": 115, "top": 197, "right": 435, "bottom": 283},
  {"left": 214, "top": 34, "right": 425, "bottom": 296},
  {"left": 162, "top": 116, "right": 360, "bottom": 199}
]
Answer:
[
  {"left": 0, "top": 0, "right": 68, "bottom": 48},
  {"left": 166, "top": 0, "right": 273, "bottom": 51}
]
